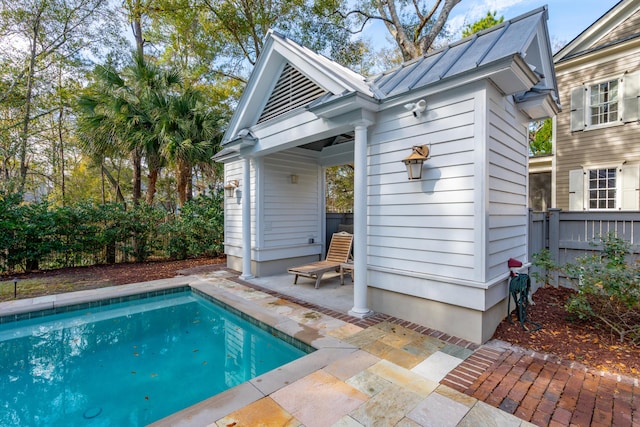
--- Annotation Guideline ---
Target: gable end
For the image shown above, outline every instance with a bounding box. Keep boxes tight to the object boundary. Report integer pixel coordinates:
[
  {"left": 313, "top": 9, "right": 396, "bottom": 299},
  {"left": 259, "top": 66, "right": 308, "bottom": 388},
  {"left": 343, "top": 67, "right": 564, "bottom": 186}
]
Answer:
[{"left": 257, "top": 63, "right": 327, "bottom": 124}]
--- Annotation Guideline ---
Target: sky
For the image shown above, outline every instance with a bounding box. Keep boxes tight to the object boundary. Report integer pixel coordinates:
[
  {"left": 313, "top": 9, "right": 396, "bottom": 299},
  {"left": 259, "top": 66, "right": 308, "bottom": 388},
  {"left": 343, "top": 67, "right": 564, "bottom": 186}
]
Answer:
[{"left": 448, "top": 0, "right": 620, "bottom": 48}]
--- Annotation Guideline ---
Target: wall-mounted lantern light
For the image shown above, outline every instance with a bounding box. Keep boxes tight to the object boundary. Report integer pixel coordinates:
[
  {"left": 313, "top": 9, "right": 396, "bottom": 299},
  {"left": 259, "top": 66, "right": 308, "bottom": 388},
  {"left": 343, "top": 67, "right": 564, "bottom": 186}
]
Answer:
[
  {"left": 290, "top": 174, "right": 298, "bottom": 184},
  {"left": 402, "top": 144, "right": 430, "bottom": 180},
  {"left": 224, "top": 180, "right": 239, "bottom": 198}
]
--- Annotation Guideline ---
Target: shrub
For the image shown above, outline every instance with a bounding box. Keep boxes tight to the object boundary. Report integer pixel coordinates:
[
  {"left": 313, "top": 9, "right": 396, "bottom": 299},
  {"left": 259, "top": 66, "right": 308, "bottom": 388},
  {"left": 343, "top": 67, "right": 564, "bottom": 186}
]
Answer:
[
  {"left": 530, "top": 248, "right": 558, "bottom": 286},
  {"left": 160, "top": 191, "right": 224, "bottom": 260},
  {"left": 0, "top": 191, "right": 224, "bottom": 272},
  {"left": 563, "top": 232, "right": 640, "bottom": 344}
]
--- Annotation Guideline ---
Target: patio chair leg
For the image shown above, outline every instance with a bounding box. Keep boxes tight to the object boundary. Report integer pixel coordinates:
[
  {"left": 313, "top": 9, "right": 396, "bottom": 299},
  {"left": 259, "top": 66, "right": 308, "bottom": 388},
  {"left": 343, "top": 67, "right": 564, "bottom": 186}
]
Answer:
[
  {"left": 314, "top": 273, "right": 324, "bottom": 289},
  {"left": 293, "top": 275, "right": 299, "bottom": 285}
]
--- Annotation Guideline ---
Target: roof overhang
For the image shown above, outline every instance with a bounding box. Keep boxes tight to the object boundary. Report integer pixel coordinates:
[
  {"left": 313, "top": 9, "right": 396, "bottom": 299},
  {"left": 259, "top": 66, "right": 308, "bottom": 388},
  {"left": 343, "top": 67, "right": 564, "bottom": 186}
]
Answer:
[
  {"left": 514, "top": 90, "right": 561, "bottom": 120},
  {"left": 488, "top": 54, "right": 541, "bottom": 95},
  {"left": 554, "top": 0, "right": 640, "bottom": 63},
  {"left": 212, "top": 133, "right": 257, "bottom": 162},
  {"left": 308, "top": 91, "right": 380, "bottom": 119}
]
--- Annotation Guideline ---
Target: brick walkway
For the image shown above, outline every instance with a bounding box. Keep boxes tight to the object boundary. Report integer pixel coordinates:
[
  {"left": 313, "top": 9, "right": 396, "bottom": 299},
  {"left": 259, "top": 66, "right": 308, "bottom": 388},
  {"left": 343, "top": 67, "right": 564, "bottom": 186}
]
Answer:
[{"left": 442, "top": 340, "right": 640, "bottom": 426}]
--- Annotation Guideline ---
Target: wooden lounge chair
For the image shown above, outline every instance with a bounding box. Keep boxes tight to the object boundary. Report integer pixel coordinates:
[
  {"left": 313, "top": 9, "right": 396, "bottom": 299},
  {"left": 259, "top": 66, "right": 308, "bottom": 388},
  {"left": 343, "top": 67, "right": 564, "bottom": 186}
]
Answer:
[{"left": 288, "top": 232, "right": 353, "bottom": 289}]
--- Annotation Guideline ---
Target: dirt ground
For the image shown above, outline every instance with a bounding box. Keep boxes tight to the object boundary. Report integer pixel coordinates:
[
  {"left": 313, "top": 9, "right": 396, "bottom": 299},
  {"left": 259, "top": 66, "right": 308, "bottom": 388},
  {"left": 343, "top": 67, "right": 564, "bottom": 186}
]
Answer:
[
  {"left": 1, "top": 259, "right": 638, "bottom": 377},
  {"left": 0, "top": 257, "right": 225, "bottom": 300},
  {"left": 493, "top": 284, "right": 639, "bottom": 377}
]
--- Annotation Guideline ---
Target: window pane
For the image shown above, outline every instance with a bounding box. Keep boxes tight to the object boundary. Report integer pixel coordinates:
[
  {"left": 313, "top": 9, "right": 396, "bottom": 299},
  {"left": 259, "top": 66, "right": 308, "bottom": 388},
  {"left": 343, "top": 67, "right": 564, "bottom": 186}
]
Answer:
[
  {"left": 589, "top": 80, "right": 618, "bottom": 125},
  {"left": 587, "top": 168, "right": 616, "bottom": 210}
]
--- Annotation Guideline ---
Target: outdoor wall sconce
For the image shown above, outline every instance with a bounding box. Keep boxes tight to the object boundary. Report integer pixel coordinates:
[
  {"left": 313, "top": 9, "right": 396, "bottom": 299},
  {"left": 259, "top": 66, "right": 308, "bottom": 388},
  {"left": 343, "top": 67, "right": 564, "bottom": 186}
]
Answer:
[
  {"left": 404, "top": 99, "right": 427, "bottom": 117},
  {"left": 224, "top": 180, "right": 239, "bottom": 198},
  {"left": 290, "top": 174, "right": 298, "bottom": 184},
  {"left": 402, "top": 144, "right": 430, "bottom": 180}
]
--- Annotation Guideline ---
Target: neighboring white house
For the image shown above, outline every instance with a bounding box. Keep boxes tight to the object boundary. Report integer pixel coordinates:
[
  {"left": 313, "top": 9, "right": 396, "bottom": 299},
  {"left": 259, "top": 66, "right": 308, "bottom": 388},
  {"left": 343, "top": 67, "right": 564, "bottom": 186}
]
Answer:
[{"left": 214, "top": 7, "right": 560, "bottom": 344}]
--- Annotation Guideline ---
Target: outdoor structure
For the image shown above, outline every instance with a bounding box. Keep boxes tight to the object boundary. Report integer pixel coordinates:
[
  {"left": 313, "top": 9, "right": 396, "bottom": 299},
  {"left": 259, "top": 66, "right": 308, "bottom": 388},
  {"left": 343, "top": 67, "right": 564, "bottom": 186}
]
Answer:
[
  {"left": 553, "top": 0, "right": 640, "bottom": 211},
  {"left": 214, "top": 7, "right": 560, "bottom": 343}
]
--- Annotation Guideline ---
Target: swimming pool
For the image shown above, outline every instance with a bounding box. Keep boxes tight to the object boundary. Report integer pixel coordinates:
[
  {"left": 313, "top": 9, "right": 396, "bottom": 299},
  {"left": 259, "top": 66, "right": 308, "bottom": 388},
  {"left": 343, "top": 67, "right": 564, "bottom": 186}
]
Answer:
[{"left": 0, "top": 289, "right": 309, "bottom": 426}]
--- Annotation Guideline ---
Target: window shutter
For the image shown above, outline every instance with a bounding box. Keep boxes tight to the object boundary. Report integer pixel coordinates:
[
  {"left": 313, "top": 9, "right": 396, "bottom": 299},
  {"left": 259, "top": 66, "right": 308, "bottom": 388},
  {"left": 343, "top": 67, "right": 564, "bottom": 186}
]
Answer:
[
  {"left": 569, "top": 169, "right": 585, "bottom": 210},
  {"left": 620, "top": 164, "right": 640, "bottom": 210},
  {"left": 622, "top": 71, "right": 640, "bottom": 123},
  {"left": 570, "top": 86, "right": 586, "bottom": 131}
]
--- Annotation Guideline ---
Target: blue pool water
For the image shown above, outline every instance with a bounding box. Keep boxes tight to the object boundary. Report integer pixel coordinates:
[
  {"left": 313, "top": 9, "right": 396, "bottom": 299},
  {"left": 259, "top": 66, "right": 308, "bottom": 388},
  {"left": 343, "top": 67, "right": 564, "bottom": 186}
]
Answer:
[{"left": 0, "top": 290, "right": 308, "bottom": 426}]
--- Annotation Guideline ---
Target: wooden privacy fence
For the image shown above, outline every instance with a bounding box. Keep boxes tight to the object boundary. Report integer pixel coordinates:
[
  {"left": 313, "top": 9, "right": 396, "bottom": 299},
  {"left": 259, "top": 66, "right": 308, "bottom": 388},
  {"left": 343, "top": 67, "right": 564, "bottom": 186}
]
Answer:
[{"left": 528, "top": 208, "right": 640, "bottom": 287}]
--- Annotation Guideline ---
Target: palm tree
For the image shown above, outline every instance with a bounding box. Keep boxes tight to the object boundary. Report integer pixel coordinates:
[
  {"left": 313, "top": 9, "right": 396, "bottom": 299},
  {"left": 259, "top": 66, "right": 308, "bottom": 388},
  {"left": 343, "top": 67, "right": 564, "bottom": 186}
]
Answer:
[
  {"left": 77, "top": 53, "right": 181, "bottom": 205},
  {"left": 158, "top": 88, "right": 222, "bottom": 207}
]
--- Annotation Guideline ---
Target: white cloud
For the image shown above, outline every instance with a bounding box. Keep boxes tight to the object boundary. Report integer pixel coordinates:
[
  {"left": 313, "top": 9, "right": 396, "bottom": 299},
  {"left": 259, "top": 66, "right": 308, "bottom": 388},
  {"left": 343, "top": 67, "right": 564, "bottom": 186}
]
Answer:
[{"left": 447, "top": 0, "right": 531, "bottom": 37}]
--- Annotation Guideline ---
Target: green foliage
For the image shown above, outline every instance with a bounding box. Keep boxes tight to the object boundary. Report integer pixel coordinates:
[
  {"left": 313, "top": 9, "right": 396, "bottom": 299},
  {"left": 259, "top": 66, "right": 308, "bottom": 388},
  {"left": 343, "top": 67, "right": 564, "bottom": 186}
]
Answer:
[
  {"left": 326, "top": 165, "right": 354, "bottom": 213},
  {"left": 462, "top": 11, "right": 504, "bottom": 38},
  {"left": 0, "top": 194, "right": 224, "bottom": 273},
  {"left": 529, "top": 119, "right": 553, "bottom": 156},
  {"left": 563, "top": 233, "right": 640, "bottom": 344},
  {"left": 530, "top": 249, "right": 558, "bottom": 285},
  {"left": 160, "top": 190, "right": 224, "bottom": 259}
]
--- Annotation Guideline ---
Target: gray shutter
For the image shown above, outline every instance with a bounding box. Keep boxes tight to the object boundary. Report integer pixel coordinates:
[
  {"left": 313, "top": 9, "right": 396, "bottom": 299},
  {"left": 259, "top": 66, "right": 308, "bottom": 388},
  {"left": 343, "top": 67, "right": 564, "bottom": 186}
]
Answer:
[
  {"left": 569, "top": 169, "right": 585, "bottom": 210},
  {"left": 620, "top": 164, "right": 640, "bottom": 210},
  {"left": 622, "top": 71, "right": 640, "bottom": 123},
  {"left": 570, "top": 86, "right": 586, "bottom": 131}
]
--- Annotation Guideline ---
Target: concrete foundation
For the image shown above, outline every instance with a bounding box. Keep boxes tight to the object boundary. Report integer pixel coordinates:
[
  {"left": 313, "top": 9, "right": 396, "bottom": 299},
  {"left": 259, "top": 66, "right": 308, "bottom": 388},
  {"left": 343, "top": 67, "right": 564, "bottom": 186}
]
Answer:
[
  {"left": 368, "top": 286, "right": 508, "bottom": 344},
  {"left": 226, "top": 254, "right": 321, "bottom": 278}
]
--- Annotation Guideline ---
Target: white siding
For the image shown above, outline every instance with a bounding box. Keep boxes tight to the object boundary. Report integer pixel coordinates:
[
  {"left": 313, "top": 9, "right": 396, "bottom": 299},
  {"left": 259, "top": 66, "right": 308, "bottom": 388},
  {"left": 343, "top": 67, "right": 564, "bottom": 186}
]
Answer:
[
  {"left": 223, "top": 160, "right": 253, "bottom": 257},
  {"left": 367, "top": 86, "right": 478, "bottom": 281},
  {"left": 261, "top": 151, "right": 322, "bottom": 249},
  {"left": 224, "top": 151, "right": 323, "bottom": 262},
  {"left": 486, "top": 84, "right": 529, "bottom": 279}
]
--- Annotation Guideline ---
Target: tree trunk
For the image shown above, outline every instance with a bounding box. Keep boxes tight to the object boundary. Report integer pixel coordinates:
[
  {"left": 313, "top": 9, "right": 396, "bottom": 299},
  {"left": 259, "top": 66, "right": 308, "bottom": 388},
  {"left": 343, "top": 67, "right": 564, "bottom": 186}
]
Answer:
[
  {"left": 17, "top": 11, "right": 42, "bottom": 195},
  {"left": 101, "top": 163, "right": 126, "bottom": 207},
  {"left": 186, "top": 167, "right": 193, "bottom": 202},
  {"left": 131, "top": 148, "right": 142, "bottom": 205},
  {"left": 145, "top": 152, "right": 161, "bottom": 204},
  {"left": 176, "top": 160, "right": 190, "bottom": 207},
  {"left": 58, "top": 105, "right": 66, "bottom": 205}
]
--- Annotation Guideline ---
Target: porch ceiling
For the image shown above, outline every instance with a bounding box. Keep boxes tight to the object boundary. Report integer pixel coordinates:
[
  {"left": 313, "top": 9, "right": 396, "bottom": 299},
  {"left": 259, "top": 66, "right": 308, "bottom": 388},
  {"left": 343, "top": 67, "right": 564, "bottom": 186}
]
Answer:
[{"left": 299, "top": 132, "right": 354, "bottom": 152}]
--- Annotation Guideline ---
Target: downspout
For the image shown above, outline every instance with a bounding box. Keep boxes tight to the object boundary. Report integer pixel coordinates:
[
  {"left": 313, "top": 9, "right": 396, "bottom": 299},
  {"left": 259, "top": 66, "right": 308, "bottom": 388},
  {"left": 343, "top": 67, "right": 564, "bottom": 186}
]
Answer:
[{"left": 349, "top": 122, "right": 373, "bottom": 318}]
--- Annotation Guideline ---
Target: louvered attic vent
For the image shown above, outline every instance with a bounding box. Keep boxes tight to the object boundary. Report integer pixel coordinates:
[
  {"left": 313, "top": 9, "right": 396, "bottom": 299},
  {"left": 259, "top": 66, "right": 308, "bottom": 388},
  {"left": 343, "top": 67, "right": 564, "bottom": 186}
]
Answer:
[{"left": 257, "top": 63, "right": 327, "bottom": 124}]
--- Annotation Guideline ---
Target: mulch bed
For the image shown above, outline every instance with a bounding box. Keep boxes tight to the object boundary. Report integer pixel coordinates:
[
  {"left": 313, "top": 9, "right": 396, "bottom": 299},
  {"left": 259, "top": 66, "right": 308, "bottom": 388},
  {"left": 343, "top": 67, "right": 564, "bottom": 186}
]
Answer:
[{"left": 492, "top": 285, "right": 639, "bottom": 377}]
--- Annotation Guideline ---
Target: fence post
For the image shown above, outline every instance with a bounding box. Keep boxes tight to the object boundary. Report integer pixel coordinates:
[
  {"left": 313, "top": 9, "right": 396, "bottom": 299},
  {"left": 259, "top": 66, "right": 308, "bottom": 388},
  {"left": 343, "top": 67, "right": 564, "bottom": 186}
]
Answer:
[{"left": 548, "top": 208, "right": 561, "bottom": 287}]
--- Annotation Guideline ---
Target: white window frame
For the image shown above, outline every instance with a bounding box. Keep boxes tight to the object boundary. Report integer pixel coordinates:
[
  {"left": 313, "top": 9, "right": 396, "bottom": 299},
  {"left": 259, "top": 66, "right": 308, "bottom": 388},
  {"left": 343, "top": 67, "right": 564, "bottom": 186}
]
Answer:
[
  {"left": 586, "top": 166, "right": 618, "bottom": 210},
  {"left": 569, "top": 164, "right": 640, "bottom": 211},
  {"left": 587, "top": 79, "right": 620, "bottom": 129},
  {"left": 570, "top": 71, "right": 640, "bottom": 132}
]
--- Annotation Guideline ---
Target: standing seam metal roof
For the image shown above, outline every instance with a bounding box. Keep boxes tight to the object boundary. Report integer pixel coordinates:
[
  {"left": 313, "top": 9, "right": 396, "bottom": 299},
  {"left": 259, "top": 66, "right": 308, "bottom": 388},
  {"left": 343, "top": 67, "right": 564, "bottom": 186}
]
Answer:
[{"left": 369, "top": 7, "right": 547, "bottom": 98}]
